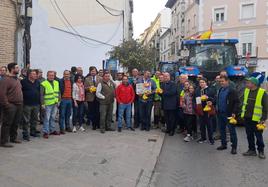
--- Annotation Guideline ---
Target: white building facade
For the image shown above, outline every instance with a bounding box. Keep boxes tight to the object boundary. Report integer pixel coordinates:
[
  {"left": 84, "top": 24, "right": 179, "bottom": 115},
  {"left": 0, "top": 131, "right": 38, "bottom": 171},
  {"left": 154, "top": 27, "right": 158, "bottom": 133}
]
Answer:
[{"left": 31, "top": 0, "right": 133, "bottom": 74}]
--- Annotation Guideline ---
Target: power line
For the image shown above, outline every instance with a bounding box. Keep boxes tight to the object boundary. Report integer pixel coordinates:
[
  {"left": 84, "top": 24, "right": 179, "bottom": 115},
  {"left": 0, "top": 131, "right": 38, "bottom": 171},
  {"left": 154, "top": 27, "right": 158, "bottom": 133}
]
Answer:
[
  {"left": 49, "top": 0, "right": 99, "bottom": 47},
  {"left": 96, "top": 0, "right": 123, "bottom": 17},
  {"left": 53, "top": 0, "right": 100, "bottom": 47},
  {"left": 50, "top": 27, "right": 115, "bottom": 47},
  {"left": 49, "top": 0, "right": 122, "bottom": 47}
]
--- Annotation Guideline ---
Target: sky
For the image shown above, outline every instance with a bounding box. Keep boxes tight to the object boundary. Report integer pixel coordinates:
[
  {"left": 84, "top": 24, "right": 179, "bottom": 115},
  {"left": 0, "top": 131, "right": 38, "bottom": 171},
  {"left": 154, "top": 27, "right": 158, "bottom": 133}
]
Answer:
[{"left": 133, "top": 0, "right": 167, "bottom": 38}]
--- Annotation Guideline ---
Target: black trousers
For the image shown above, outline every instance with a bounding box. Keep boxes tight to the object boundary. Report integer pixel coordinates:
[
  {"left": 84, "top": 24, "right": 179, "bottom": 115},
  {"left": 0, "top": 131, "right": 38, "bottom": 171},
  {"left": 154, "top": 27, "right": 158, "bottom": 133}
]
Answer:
[
  {"left": 184, "top": 113, "right": 197, "bottom": 135},
  {"left": 87, "top": 99, "right": 100, "bottom": 129},
  {"left": 1, "top": 104, "right": 23, "bottom": 144},
  {"left": 176, "top": 108, "right": 185, "bottom": 130},
  {"left": 164, "top": 110, "right": 177, "bottom": 133},
  {"left": 134, "top": 98, "right": 140, "bottom": 128},
  {"left": 244, "top": 118, "right": 265, "bottom": 152}
]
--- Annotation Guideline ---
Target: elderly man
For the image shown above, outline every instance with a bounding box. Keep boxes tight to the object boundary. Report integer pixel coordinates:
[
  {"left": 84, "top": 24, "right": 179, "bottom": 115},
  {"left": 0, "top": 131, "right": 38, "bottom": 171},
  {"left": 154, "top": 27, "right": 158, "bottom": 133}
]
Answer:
[
  {"left": 41, "top": 71, "right": 61, "bottom": 138},
  {"left": 0, "top": 66, "right": 7, "bottom": 80},
  {"left": 129, "top": 68, "right": 140, "bottom": 128},
  {"left": 161, "top": 73, "right": 178, "bottom": 136},
  {"left": 137, "top": 71, "right": 156, "bottom": 131},
  {"left": 96, "top": 72, "right": 116, "bottom": 133},
  {"left": 21, "top": 69, "right": 41, "bottom": 141},
  {"left": 241, "top": 77, "right": 268, "bottom": 159},
  {"left": 59, "top": 70, "right": 73, "bottom": 133}
]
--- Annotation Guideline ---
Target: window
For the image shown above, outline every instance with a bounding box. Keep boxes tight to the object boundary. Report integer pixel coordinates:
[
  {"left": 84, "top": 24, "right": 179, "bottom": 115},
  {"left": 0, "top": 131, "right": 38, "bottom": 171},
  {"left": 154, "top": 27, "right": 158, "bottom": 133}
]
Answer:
[
  {"left": 164, "top": 39, "right": 167, "bottom": 50},
  {"left": 242, "top": 43, "right": 253, "bottom": 56},
  {"left": 193, "top": 14, "right": 196, "bottom": 28},
  {"left": 187, "top": 19, "right": 191, "bottom": 33},
  {"left": 239, "top": 31, "right": 256, "bottom": 56},
  {"left": 214, "top": 7, "right": 225, "bottom": 22},
  {"left": 241, "top": 3, "right": 255, "bottom": 19}
]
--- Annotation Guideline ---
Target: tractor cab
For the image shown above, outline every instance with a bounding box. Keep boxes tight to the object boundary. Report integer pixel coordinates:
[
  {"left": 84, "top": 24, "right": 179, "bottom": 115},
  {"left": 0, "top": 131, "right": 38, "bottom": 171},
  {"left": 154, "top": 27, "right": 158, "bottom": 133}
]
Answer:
[{"left": 181, "top": 39, "right": 248, "bottom": 80}]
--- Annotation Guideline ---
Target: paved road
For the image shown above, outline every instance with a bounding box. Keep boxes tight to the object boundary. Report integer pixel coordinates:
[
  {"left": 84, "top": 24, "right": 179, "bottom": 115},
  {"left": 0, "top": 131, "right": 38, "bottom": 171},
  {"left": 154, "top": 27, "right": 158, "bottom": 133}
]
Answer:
[
  {"left": 0, "top": 127, "right": 164, "bottom": 187},
  {"left": 151, "top": 127, "right": 268, "bottom": 187}
]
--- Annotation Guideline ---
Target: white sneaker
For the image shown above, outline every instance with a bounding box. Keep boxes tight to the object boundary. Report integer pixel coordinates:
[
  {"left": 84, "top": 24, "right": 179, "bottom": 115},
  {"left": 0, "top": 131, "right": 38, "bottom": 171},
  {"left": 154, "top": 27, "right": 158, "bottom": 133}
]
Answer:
[
  {"left": 72, "top": 126, "right": 77, "bottom": 133},
  {"left": 79, "top": 126, "right": 85, "bottom": 132},
  {"left": 184, "top": 134, "right": 192, "bottom": 142}
]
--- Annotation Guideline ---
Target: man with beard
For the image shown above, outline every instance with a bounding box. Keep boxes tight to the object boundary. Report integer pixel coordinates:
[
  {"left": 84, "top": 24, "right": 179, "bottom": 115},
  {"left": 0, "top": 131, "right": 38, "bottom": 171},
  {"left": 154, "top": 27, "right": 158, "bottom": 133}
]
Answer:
[{"left": 0, "top": 63, "right": 23, "bottom": 147}]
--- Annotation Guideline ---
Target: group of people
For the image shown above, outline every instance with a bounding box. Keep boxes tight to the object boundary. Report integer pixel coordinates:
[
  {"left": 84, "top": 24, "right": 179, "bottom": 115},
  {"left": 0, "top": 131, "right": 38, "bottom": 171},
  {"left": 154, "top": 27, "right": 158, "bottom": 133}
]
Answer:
[{"left": 0, "top": 63, "right": 267, "bottom": 159}]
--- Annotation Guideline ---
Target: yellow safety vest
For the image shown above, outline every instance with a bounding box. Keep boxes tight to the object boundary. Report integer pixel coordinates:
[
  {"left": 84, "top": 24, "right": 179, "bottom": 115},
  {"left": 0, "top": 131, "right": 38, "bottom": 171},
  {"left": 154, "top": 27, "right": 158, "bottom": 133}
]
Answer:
[
  {"left": 241, "top": 88, "right": 265, "bottom": 122},
  {"left": 41, "top": 80, "right": 60, "bottom": 106}
]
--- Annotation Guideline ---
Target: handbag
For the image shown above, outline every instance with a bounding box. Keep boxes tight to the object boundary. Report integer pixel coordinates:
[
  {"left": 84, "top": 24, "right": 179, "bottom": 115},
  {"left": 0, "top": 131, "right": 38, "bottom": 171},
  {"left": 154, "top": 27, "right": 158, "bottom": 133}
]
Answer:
[{"left": 208, "top": 105, "right": 216, "bottom": 116}]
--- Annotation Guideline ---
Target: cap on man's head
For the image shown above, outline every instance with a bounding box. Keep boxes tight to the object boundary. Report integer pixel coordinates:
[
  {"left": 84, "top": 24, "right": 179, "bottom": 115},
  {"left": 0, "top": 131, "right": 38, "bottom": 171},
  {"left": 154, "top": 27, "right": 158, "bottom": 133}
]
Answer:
[{"left": 246, "top": 77, "right": 259, "bottom": 86}]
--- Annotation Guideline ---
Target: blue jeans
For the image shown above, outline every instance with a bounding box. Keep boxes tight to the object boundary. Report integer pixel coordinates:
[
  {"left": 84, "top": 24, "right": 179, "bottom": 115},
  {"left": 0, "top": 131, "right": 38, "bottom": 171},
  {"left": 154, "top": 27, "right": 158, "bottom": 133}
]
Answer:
[
  {"left": 43, "top": 104, "right": 58, "bottom": 134},
  {"left": 139, "top": 100, "right": 153, "bottom": 130},
  {"left": 117, "top": 103, "right": 132, "bottom": 128},
  {"left": 59, "top": 99, "right": 72, "bottom": 130},
  {"left": 218, "top": 113, "right": 237, "bottom": 149},
  {"left": 73, "top": 101, "right": 84, "bottom": 127}
]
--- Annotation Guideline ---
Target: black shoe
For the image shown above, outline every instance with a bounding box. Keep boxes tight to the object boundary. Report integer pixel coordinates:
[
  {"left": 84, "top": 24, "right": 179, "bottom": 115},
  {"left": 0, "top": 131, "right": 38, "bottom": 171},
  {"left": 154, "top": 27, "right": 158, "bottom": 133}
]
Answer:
[
  {"left": 259, "top": 151, "right": 266, "bottom": 159},
  {"left": 100, "top": 129, "right": 105, "bottom": 134},
  {"left": 10, "top": 139, "right": 22, "bottom": 144},
  {"left": 30, "top": 133, "right": 40, "bottom": 137},
  {"left": 231, "top": 148, "right": 237, "bottom": 155},
  {"left": 106, "top": 128, "right": 115, "bottom": 131},
  {"left": 66, "top": 127, "right": 72, "bottom": 132},
  {"left": 23, "top": 136, "right": 30, "bottom": 141},
  {"left": 140, "top": 128, "right": 145, "bottom": 131},
  {"left": 243, "top": 150, "right": 257, "bottom": 156},
  {"left": 127, "top": 127, "right": 135, "bottom": 131},
  {"left": 209, "top": 141, "right": 214, "bottom": 145},
  {"left": 92, "top": 126, "right": 97, "bottom": 130},
  {"left": 0, "top": 143, "right": 14, "bottom": 148},
  {"left": 217, "top": 145, "right": 227, "bottom": 150},
  {"left": 35, "top": 130, "right": 41, "bottom": 134},
  {"left": 169, "top": 131, "right": 174, "bottom": 136},
  {"left": 118, "top": 127, "right": 122, "bottom": 132}
]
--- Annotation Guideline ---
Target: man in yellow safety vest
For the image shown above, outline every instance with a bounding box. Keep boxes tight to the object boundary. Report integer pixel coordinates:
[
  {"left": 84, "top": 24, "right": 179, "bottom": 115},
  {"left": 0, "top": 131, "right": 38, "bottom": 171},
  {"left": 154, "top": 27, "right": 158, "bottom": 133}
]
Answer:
[
  {"left": 41, "top": 71, "right": 61, "bottom": 139},
  {"left": 241, "top": 77, "right": 268, "bottom": 159}
]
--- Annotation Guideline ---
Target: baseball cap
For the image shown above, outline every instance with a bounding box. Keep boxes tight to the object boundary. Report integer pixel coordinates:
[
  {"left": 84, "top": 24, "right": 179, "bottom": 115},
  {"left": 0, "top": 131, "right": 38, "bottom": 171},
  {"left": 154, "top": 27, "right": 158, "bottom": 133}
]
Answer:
[{"left": 246, "top": 77, "right": 259, "bottom": 86}]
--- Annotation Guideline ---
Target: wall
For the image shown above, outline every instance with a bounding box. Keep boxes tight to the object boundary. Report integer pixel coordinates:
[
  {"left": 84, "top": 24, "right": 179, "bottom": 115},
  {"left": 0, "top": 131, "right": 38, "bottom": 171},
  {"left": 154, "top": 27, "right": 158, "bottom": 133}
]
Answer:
[
  {"left": 0, "top": 0, "right": 16, "bottom": 67},
  {"left": 31, "top": 0, "right": 127, "bottom": 75}
]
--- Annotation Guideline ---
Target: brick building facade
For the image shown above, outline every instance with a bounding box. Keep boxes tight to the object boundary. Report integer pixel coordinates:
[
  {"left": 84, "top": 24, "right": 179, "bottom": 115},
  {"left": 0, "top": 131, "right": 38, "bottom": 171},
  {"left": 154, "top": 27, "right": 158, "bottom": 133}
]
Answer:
[{"left": 0, "top": 0, "right": 17, "bottom": 67}]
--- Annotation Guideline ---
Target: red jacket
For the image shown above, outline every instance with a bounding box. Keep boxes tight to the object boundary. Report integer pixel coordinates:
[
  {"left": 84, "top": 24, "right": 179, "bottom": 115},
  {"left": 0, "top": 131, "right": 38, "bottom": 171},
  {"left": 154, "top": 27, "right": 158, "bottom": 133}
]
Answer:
[{"left": 116, "top": 83, "right": 135, "bottom": 104}]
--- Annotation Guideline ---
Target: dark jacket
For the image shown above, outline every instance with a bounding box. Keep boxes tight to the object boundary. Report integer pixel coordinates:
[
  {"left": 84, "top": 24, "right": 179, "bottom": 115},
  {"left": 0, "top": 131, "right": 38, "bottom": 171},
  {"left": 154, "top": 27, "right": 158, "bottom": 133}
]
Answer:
[
  {"left": 21, "top": 78, "right": 41, "bottom": 106},
  {"left": 161, "top": 81, "right": 178, "bottom": 110},
  {"left": 217, "top": 86, "right": 240, "bottom": 117},
  {"left": 195, "top": 86, "right": 216, "bottom": 108}
]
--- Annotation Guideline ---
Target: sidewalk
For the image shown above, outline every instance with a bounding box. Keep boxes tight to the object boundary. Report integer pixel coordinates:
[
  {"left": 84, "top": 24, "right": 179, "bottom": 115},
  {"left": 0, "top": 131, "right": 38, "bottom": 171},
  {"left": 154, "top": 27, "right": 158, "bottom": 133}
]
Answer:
[{"left": 0, "top": 127, "right": 164, "bottom": 187}]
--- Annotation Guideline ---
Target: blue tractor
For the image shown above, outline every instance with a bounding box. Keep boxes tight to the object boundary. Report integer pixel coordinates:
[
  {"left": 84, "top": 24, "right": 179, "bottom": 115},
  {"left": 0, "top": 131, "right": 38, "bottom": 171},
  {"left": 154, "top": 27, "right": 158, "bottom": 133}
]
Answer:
[
  {"left": 181, "top": 39, "right": 248, "bottom": 80},
  {"left": 158, "top": 61, "right": 180, "bottom": 81}
]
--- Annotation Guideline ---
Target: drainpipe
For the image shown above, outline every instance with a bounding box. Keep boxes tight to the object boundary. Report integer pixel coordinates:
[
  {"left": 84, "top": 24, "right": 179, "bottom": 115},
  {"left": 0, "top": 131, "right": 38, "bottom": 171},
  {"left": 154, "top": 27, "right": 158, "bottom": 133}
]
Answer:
[{"left": 10, "top": 0, "right": 19, "bottom": 66}]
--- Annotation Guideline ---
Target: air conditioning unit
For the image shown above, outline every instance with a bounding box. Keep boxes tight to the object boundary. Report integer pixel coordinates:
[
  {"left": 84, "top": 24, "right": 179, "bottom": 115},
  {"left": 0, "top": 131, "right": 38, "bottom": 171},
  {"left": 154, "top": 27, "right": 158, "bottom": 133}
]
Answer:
[
  {"left": 27, "top": 7, "right": 32, "bottom": 17},
  {"left": 17, "top": 0, "right": 23, "bottom": 4}
]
